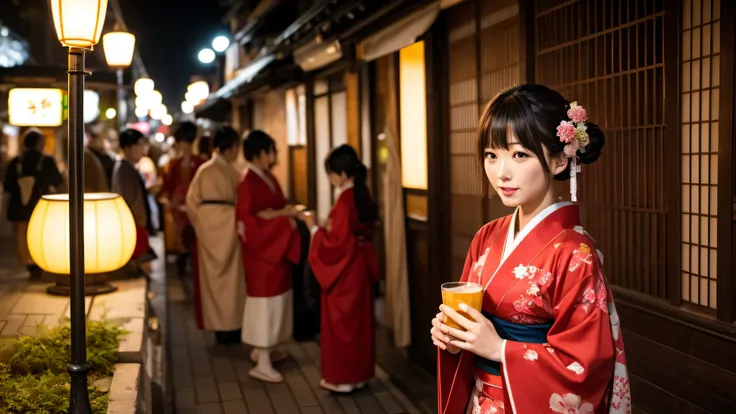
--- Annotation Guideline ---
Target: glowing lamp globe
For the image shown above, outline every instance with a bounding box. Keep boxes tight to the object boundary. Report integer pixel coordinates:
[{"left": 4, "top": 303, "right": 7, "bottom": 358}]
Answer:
[
  {"left": 27, "top": 193, "right": 136, "bottom": 274},
  {"left": 187, "top": 81, "right": 209, "bottom": 101},
  {"left": 150, "top": 104, "right": 167, "bottom": 120},
  {"left": 51, "top": 0, "right": 109, "bottom": 48},
  {"left": 148, "top": 90, "right": 163, "bottom": 107},
  {"left": 102, "top": 31, "right": 136, "bottom": 68},
  {"left": 134, "top": 78, "right": 154, "bottom": 97},
  {"left": 181, "top": 101, "right": 194, "bottom": 114}
]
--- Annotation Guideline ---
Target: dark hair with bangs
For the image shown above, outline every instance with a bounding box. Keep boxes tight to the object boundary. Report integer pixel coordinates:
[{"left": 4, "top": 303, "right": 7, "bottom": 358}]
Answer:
[{"left": 477, "top": 83, "right": 605, "bottom": 181}]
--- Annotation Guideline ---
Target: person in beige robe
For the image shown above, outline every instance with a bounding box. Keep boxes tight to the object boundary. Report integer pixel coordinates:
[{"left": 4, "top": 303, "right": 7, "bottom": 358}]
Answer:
[{"left": 185, "top": 126, "right": 245, "bottom": 344}]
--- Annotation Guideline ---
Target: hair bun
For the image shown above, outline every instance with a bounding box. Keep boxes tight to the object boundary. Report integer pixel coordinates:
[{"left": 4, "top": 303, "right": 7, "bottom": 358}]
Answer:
[{"left": 578, "top": 122, "right": 605, "bottom": 165}]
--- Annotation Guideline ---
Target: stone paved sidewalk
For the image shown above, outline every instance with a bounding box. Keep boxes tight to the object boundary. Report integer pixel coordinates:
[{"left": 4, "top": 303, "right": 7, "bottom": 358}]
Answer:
[{"left": 169, "top": 275, "right": 421, "bottom": 414}]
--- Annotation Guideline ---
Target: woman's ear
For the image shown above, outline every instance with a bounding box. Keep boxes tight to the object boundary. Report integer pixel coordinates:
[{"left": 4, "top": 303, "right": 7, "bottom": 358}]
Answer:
[{"left": 551, "top": 153, "right": 569, "bottom": 176}]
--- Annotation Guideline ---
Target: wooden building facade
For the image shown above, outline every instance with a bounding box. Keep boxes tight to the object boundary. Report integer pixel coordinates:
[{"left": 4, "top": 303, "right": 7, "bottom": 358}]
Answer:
[{"left": 199, "top": 0, "right": 736, "bottom": 412}]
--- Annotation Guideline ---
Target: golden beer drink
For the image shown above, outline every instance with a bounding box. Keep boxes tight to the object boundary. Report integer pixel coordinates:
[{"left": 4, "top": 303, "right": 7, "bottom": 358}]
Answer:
[{"left": 441, "top": 282, "right": 484, "bottom": 330}]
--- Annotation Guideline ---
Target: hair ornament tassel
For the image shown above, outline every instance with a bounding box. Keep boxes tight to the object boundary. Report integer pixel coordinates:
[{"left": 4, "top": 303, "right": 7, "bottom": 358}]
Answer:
[{"left": 556, "top": 101, "right": 589, "bottom": 202}]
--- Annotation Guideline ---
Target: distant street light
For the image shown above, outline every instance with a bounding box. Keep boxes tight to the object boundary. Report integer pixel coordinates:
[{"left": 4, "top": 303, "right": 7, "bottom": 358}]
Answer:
[
  {"left": 134, "top": 78, "right": 154, "bottom": 96},
  {"left": 162, "top": 114, "right": 173, "bottom": 126},
  {"left": 212, "top": 35, "right": 230, "bottom": 53},
  {"left": 105, "top": 108, "right": 116, "bottom": 119},
  {"left": 198, "top": 48, "right": 216, "bottom": 64},
  {"left": 181, "top": 101, "right": 194, "bottom": 114},
  {"left": 103, "top": 30, "right": 136, "bottom": 130}
]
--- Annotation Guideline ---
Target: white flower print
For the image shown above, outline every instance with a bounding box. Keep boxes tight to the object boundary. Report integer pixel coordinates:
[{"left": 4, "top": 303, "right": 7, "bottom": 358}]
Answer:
[
  {"left": 566, "top": 362, "right": 585, "bottom": 375},
  {"left": 513, "top": 264, "right": 528, "bottom": 279},
  {"left": 549, "top": 393, "right": 594, "bottom": 414},
  {"left": 524, "top": 350, "right": 538, "bottom": 361},
  {"left": 544, "top": 344, "right": 555, "bottom": 354},
  {"left": 526, "top": 283, "right": 540, "bottom": 296},
  {"left": 472, "top": 248, "right": 490, "bottom": 281},
  {"left": 568, "top": 243, "right": 594, "bottom": 272}
]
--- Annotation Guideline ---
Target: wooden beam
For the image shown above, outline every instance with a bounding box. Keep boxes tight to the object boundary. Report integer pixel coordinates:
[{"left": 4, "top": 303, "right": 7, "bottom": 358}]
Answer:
[{"left": 717, "top": 0, "right": 736, "bottom": 324}]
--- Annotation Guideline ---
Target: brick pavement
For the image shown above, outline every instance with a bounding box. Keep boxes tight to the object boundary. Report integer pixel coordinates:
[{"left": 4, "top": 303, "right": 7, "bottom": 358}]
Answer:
[{"left": 169, "top": 276, "right": 421, "bottom": 414}]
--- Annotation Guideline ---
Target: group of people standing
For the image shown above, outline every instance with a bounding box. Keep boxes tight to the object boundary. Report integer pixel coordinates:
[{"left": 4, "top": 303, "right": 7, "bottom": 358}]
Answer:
[{"left": 185, "top": 126, "right": 379, "bottom": 392}]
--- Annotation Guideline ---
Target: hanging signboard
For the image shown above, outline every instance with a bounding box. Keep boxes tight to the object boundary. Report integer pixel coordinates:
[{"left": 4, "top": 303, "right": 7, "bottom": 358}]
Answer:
[{"left": 8, "top": 88, "right": 64, "bottom": 127}]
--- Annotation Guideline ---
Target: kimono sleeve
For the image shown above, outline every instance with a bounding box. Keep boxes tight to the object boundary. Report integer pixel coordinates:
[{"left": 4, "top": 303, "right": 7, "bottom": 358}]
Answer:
[
  {"left": 438, "top": 222, "right": 497, "bottom": 414},
  {"left": 184, "top": 168, "right": 204, "bottom": 231},
  {"left": 236, "top": 179, "right": 300, "bottom": 264},
  {"left": 308, "top": 199, "right": 355, "bottom": 291},
  {"left": 501, "top": 241, "right": 617, "bottom": 413},
  {"left": 159, "top": 161, "right": 176, "bottom": 199}
]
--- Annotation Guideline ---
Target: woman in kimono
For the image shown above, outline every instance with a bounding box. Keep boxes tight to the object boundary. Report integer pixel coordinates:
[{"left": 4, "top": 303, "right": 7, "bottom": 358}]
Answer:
[
  {"left": 431, "top": 84, "right": 631, "bottom": 414},
  {"left": 300, "top": 144, "right": 379, "bottom": 393}
]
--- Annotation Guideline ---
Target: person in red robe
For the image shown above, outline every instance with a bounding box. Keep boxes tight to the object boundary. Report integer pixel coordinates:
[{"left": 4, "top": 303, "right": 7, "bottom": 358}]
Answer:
[
  {"left": 237, "top": 130, "right": 301, "bottom": 384},
  {"left": 432, "top": 84, "right": 631, "bottom": 413},
  {"left": 160, "top": 121, "right": 205, "bottom": 275},
  {"left": 300, "top": 144, "right": 380, "bottom": 394}
]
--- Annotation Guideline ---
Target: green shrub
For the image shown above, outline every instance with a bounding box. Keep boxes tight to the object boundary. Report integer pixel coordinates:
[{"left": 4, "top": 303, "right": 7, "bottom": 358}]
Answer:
[{"left": 0, "top": 319, "right": 125, "bottom": 414}]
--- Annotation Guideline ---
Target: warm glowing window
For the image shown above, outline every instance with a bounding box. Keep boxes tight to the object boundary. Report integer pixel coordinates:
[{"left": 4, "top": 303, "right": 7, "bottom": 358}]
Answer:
[
  {"left": 399, "top": 41, "right": 428, "bottom": 190},
  {"left": 286, "top": 85, "right": 307, "bottom": 146}
]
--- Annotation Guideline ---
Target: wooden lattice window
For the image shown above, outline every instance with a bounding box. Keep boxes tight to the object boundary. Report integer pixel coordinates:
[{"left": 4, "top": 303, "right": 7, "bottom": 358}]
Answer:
[
  {"left": 535, "top": 0, "right": 668, "bottom": 297},
  {"left": 447, "top": 0, "right": 520, "bottom": 277},
  {"left": 680, "top": 0, "right": 720, "bottom": 309}
]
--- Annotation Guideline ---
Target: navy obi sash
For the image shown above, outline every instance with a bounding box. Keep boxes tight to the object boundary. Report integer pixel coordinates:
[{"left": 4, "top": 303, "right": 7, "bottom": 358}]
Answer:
[{"left": 475, "top": 311, "right": 553, "bottom": 375}]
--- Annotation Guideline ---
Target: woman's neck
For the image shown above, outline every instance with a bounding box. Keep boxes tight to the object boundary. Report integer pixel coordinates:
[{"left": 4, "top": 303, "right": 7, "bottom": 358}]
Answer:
[{"left": 517, "top": 190, "right": 558, "bottom": 233}]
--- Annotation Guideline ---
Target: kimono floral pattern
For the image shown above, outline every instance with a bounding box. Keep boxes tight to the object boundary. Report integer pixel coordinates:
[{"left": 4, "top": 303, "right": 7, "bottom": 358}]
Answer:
[
  {"left": 549, "top": 393, "right": 594, "bottom": 414},
  {"left": 472, "top": 390, "right": 506, "bottom": 414},
  {"left": 568, "top": 243, "right": 594, "bottom": 272},
  {"left": 471, "top": 248, "right": 491, "bottom": 284},
  {"left": 511, "top": 265, "right": 553, "bottom": 323},
  {"left": 576, "top": 269, "right": 608, "bottom": 314}
]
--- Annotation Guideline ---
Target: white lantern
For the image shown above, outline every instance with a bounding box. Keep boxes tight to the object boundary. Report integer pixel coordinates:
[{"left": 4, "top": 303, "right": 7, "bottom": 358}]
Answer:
[
  {"left": 50, "top": 0, "right": 109, "bottom": 48},
  {"left": 28, "top": 193, "right": 136, "bottom": 274},
  {"left": 102, "top": 31, "right": 135, "bottom": 68},
  {"left": 187, "top": 81, "right": 209, "bottom": 101},
  {"left": 148, "top": 90, "right": 163, "bottom": 107},
  {"left": 181, "top": 101, "right": 194, "bottom": 114},
  {"left": 150, "top": 104, "right": 167, "bottom": 120},
  {"left": 134, "top": 78, "right": 154, "bottom": 97},
  {"left": 162, "top": 114, "right": 173, "bottom": 126}
]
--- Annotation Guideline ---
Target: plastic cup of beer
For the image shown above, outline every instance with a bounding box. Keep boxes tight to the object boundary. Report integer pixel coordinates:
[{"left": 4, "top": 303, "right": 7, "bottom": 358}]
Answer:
[{"left": 441, "top": 282, "right": 484, "bottom": 331}]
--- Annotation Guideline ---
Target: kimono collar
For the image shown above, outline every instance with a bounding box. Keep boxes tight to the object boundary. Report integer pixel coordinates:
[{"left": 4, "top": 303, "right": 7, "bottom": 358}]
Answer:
[
  {"left": 336, "top": 181, "right": 354, "bottom": 199},
  {"left": 213, "top": 153, "right": 229, "bottom": 166},
  {"left": 247, "top": 163, "right": 275, "bottom": 192},
  {"left": 502, "top": 201, "right": 574, "bottom": 262}
]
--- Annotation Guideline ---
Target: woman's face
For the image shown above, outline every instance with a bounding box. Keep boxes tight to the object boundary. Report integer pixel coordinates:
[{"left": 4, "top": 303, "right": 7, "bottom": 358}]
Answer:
[
  {"left": 328, "top": 171, "right": 346, "bottom": 188},
  {"left": 483, "top": 130, "right": 564, "bottom": 210}
]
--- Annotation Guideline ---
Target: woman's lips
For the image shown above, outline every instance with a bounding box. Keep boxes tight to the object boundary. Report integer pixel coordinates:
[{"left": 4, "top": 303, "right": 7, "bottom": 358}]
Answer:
[{"left": 499, "top": 187, "right": 518, "bottom": 196}]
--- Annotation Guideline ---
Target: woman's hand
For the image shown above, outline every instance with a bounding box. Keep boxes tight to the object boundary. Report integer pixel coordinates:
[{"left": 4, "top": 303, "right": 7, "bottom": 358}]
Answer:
[
  {"left": 431, "top": 312, "right": 460, "bottom": 354},
  {"left": 256, "top": 209, "right": 277, "bottom": 220},
  {"left": 298, "top": 211, "right": 317, "bottom": 229},
  {"left": 438, "top": 304, "right": 505, "bottom": 362}
]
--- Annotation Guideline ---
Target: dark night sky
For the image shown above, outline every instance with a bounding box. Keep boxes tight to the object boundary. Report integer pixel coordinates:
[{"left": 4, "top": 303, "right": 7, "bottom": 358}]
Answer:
[{"left": 121, "top": 0, "right": 229, "bottom": 110}]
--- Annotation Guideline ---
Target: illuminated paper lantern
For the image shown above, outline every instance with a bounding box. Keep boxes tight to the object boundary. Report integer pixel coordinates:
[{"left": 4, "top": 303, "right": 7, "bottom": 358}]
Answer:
[
  {"left": 27, "top": 193, "right": 136, "bottom": 274},
  {"left": 50, "top": 0, "right": 109, "bottom": 48},
  {"left": 102, "top": 31, "right": 135, "bottom": 68}
]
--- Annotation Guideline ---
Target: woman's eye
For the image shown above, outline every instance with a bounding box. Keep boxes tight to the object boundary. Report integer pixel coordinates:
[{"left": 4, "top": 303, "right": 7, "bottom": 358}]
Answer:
[
  {"left": 513, "top": 152, "right": 529, "bottom": 159},
  {"left": 484, "top": 152, "right": 496, "bottom": 160}
]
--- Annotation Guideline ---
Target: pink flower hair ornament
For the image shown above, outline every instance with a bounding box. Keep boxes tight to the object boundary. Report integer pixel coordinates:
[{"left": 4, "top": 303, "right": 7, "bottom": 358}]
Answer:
[
  {"left": 556, "top": 101, "right": 589, "bottom": 157},
  {"left": 556, "top": 101, "right": 590, "bottom": 203}
]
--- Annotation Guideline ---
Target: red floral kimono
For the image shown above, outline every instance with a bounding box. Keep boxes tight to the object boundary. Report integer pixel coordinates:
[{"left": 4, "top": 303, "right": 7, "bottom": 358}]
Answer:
[
  {"left": 438, "top": 202, "right": 631, "bottom": 414},
  {"left": 309, "top": 186, "right": 380, "bottom": 385}
]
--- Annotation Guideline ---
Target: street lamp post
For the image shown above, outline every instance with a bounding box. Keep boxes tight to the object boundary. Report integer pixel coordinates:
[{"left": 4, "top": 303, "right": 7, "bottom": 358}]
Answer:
[
  {"left": 49, "top": 1, "right": 108, "bottom": 412},
  {"left": 103, "top": 29, "right": 136, "bottom": 130}
]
